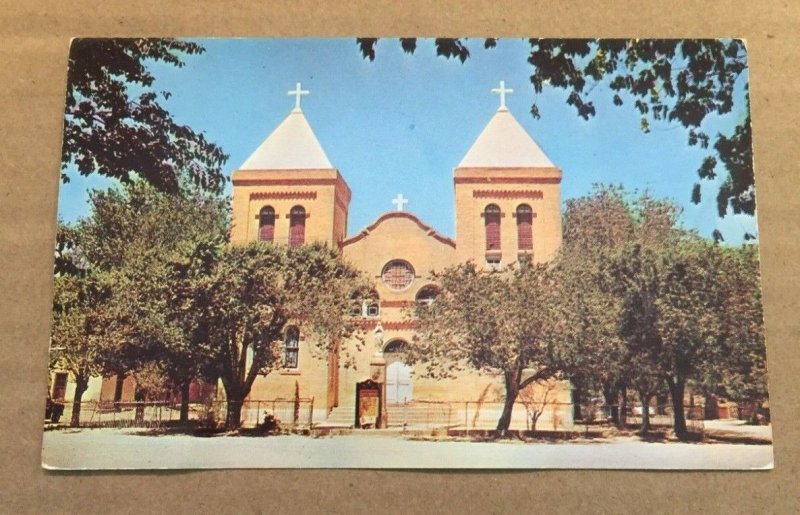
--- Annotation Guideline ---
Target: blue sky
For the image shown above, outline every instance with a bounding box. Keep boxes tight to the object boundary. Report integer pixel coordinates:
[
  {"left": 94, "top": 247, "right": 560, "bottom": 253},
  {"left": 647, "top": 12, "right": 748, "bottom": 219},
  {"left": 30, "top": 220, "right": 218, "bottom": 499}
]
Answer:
[{"left": 58, "top": 38, "right": 758, "bottom": 243}]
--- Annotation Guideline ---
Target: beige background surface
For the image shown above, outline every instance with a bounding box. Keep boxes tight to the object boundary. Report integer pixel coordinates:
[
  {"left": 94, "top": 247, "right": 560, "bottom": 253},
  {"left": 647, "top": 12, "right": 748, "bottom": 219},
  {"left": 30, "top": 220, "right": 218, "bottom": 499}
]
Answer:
[{"left": 1, "top": 1, "right": 798, "bottom": 513}]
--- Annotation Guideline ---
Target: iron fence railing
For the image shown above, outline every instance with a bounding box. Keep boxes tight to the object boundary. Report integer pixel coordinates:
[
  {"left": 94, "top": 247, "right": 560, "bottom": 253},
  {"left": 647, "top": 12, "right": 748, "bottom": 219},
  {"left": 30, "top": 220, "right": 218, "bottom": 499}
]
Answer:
[
  {"left": 384, "top": 400, "right": 707, "bottom": 433},
  {"left": 385, "top": 400, "right": 574, "bottom": 431},
  {"left": 45, "top": 398, "right": 315, "bottom": 429}
]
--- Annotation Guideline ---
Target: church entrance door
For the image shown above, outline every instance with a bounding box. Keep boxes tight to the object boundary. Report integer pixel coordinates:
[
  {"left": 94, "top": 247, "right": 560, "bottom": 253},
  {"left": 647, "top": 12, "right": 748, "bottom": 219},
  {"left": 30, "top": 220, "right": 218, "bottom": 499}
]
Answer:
[{"left": 386, "top": 361, "right": 413, "bottom": 404}]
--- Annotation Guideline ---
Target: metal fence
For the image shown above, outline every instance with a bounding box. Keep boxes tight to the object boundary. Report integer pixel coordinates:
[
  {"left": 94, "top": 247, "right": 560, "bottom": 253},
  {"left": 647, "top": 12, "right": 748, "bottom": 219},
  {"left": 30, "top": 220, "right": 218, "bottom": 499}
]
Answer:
[
  {"left": 384, "top": 400, "right": 706, "bottom": 433},
  {"left": 45, "top": 398, "right": 315, "bottom": 430},
  {"left": 385, "top": 400, "right": 574, "bottom": 431},
  {"left": 586, "top": 404, "right": 705, "bottom": 433}
]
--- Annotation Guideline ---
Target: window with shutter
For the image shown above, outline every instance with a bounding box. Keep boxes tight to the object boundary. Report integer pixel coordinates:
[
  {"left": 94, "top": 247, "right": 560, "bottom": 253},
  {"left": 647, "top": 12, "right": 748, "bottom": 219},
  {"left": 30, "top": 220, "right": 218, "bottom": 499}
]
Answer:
[
  {"left": 288, "top": 206, "right": 306, "bottom": 248},
  {"left": 516, "top": 204, "right": 533, "bottom": 250},
  {"left": 259, "top": 206, "right": 275, "bottom": 243},
  {"left": 485, "top": 204, "right": 501, "bottom": 250}
]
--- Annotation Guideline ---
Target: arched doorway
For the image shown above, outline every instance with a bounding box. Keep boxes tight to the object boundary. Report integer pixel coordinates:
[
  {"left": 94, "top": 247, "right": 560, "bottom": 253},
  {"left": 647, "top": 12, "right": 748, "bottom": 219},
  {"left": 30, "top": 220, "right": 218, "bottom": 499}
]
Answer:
[{"left": 384, "top": 339, "right": 413, "bottom": 404}]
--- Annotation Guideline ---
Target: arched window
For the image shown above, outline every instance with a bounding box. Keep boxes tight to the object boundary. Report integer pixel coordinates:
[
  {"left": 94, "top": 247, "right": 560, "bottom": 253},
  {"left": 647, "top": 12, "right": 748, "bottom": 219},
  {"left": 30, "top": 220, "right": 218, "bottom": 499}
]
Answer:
[
  {"left": 284, "top": 326, "right": 300, "bottom": 369},
  {"left": 383, "top": 339, "right": 408, "bottom": 354},
  {"left": 288, "top": 206, "right": 306, "bottom": 248},
  {"left": 484, "top": 204, "right": 501, "bottom": 251},
  {"left": 415, "top": 285, "right": 440, "bottom": 306},
  {"left": 516, "top": 204, "right": 533, "bottom": 250},
  {"left": 258, "top": 206, "right": 275, "bottom": 243}
]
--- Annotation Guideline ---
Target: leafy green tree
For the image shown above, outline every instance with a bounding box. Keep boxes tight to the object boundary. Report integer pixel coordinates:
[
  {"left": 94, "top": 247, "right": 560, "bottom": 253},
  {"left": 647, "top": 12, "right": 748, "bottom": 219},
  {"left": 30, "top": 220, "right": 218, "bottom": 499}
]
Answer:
[
  {"left": 556, "top": 186, "right": 680, "bottom": 432},
  {"left": 412, "top": 260, "right": 559, "bottom": 434},
  {"left": 358, "top": 38, "right": 753, "bottom": 221},
  {"left": 76, "top": 181, "right": 230, "bottom": 421},
  {"left": 50, "top": 268, "right": 121, "bottom": 426},
  {"left": 654, "top": 239, "right": 765, "bottom": 436},
  {"left": 191, "top": 242, "right": 367, "bottom": 429},
  {"left": 554, "top": 186, "right": 635, "bottom": 424},
  {"left": 62, "top": 38, "right": 228, "bottom": 194},
  {"left": 714, "top": 244, "right": 768, "bottom": 421}
]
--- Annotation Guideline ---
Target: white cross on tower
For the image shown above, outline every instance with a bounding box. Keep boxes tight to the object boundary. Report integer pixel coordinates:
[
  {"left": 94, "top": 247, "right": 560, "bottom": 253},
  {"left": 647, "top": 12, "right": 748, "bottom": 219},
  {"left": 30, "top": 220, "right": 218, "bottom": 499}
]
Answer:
[
  {"left": 288, "top": 82, "right": 309, "bottom": 109},
  {"left": 391, "top": 193, "right": 408, "bottom": 212},
  {"left": 491, "top": 80, "right": 513, "bottom": 110}
]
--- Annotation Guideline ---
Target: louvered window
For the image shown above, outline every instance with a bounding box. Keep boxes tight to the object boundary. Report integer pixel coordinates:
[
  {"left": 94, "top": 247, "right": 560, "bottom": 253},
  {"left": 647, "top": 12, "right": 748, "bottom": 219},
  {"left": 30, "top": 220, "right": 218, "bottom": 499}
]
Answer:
[
  {"left": 516, "top": 204, "right": 533, "bottom": 250},
  {"left": 288, "top": 206, "right": 306, "bottom": 248},
  {"left": 485, "top": 204, "right": 501, "bottom": 250},
  {"left": 259, "top": 206, "right": 275, "bottom": 243}
]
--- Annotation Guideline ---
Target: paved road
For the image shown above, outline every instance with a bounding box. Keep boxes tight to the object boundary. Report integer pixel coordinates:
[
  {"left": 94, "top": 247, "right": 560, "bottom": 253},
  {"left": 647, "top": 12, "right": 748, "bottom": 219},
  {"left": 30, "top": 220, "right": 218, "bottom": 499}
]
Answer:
[{"left": 41, "top": 428, "right": 773, "bottom": 470}]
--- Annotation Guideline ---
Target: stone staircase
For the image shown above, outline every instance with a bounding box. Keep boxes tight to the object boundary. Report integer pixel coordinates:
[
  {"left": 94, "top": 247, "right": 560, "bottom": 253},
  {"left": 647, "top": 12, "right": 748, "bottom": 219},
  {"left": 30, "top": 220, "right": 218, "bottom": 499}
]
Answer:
[
  {"left": 319, "top": 403, "right": 454, "bottom": 429},
  {"left": 321, "top": 405, "right": 356, "bottom": 428}
]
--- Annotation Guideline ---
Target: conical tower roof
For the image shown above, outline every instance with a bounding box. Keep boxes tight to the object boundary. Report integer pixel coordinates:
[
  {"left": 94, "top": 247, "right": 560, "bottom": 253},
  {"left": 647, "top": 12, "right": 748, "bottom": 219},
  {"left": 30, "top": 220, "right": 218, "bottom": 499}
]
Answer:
[
  {"left": 239, "top": 107, "right": 333, "bottom": 170},
  {"left": 458, "top": 107, "right": 554, "bottom": 168}
]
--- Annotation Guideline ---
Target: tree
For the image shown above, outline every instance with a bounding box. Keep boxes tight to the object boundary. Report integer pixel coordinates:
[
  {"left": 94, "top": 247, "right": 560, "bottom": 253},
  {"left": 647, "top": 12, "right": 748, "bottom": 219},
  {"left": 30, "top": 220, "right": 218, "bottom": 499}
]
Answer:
[
  {"left": 554, "top": 186, "right": 635, "bottom": 425},
  {"left": 76, "top": 181, "right": 230, "bottom": 422},
  {"left": 557, "top": 186, "right": 685, "bottom": 433},
  {"left": 62, "top": 38, "right": 228, "bottom": 194},
  {"left": 713, "top": 244, "right": 768, "bottom": 422},
  {"left": 357, "top": 38, "right": 753, "bottom": 222},
  {"left": 411, "top": 260, "right": 559, "bottom": 434},
  {"left": 192, "top": 242, "right": 367, "bottom": 429},
  {"left": 653, "top": 239, "right": 765, "bottom": 437},
  {"left": 50, "top": 269, "right": 121, "bottom": 426}
]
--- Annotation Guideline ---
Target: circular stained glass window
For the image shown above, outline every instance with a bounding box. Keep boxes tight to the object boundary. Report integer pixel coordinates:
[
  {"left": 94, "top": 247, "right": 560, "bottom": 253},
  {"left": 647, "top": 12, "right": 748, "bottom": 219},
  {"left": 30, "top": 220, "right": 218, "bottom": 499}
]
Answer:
[{"left": 381, "top": 260, "right": 415, "bottom": 291}]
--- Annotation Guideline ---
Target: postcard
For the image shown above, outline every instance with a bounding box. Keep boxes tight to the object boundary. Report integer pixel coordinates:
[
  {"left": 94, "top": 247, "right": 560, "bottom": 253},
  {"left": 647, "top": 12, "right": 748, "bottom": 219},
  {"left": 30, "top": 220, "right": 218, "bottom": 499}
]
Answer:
[{"left": 43, "top": 38, "right": 772, "bottom": 469}]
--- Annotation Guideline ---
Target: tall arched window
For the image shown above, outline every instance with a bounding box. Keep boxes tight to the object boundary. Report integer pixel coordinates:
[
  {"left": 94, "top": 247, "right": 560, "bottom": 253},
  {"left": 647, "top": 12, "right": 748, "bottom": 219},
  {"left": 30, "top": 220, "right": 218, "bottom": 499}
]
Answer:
[
  {"left": 284, "top": 326, "right": 300, "bottom": 369},
  {"left": 516, "top": 204, "right": 533, "bottom": 250},
  {"left": 484, "top": 204, "right": 501, "bottom": 251},
  {"left": 258, "top": 206, "right": 275, "bottom": 243},
  {"left": 288, "top": 206, "right": 306, "bottom": 248}
]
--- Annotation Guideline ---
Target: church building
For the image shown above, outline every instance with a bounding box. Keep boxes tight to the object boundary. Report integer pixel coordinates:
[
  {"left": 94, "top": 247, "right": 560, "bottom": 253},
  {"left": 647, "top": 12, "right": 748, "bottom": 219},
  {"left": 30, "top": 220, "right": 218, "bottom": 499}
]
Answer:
[{"left": 230, "top": 82, "right": 572, "bottom": 429}]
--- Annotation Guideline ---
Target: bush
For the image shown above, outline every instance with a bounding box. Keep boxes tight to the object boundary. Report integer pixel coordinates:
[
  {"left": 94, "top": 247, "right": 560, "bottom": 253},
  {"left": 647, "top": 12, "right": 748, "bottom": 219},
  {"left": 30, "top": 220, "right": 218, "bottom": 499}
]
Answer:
[{"left": 259, "top": 412, "right": 281, "bottom": 435}]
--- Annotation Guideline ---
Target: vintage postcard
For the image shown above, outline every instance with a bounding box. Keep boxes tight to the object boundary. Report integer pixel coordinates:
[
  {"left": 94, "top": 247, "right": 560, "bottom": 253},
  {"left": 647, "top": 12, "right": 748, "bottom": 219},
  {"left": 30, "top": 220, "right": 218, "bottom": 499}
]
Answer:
[{"left": 43, "top": 38, "right": 772, "bottom": 470}]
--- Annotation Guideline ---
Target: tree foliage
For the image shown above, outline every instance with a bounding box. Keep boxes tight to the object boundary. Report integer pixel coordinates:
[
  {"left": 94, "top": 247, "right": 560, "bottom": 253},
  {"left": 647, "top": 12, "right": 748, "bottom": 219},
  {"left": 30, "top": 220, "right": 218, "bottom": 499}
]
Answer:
[
  {"left": 188, "top": 242, "right": 368, "bottom": 428},
  {"left": 412, "top": 260, "right": 560, "bottom": 433},
  {"left": 556, "top": 185, "right": 766, "bottom": 436},
  {"left": 52, "top": 182, "right": 230, "bottom": 421},
  {"left": 51, "top": 267, "right": 122, "bottom": 426},
  {"left": 62, "top": 38, "right": 228, "bottom": 194},
  {"left": 357, "top": 38, "right": 754, "bottom": 219}
]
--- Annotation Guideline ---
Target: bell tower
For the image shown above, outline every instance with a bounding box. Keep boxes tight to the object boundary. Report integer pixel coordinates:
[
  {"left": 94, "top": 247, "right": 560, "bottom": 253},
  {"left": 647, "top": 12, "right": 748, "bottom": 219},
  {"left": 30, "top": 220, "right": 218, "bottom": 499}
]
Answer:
[
  {"left": 454, "top": 81, "right": 562, "bottom": 268},
  {"left": 231, "top": 83, "right": 351, "bottom": 248}
]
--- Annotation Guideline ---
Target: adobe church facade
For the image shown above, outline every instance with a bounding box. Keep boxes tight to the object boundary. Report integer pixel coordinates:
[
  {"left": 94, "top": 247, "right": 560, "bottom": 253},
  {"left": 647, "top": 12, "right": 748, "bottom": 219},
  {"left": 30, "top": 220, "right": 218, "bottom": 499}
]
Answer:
[{"left": 231, "top": 82, "right": 572, "bottom": 427}]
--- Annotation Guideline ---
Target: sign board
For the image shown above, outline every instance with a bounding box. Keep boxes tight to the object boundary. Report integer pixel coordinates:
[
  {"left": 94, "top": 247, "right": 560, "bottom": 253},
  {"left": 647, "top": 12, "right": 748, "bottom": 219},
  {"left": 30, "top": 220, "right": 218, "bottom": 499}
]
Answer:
[{"left": 355, "top": 379, "right": 382, "bottom": 429}]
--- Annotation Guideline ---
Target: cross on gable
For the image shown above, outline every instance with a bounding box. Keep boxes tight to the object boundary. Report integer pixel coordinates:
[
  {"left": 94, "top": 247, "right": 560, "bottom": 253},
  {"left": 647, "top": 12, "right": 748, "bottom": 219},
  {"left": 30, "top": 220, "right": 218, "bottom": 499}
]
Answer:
[
  {"left": 391, "top": 194, "right": 408, "bottom": 212},
  {"left": 491, "top": 80, "right": 513, "bottom": 110},
  {"left": 288, "top": 82, "right": 309, "bottom": 109}
]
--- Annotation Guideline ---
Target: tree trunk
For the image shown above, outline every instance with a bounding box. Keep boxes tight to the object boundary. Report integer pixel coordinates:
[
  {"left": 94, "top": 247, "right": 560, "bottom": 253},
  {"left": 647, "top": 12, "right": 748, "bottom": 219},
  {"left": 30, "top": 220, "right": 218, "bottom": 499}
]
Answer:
[
  {"left": 496, "top": 370, "right": 520, "bottom": 436},
  {"left": 602, "top": 387, "right": 619, "bottom": 426},
  {"left": 222, "top": 380, "right": 252, "bottom": 430},
  {"left": 70, "top": 375, "right": 89, "bottom": 427},
  {"left": 638, "top": 390, "right": 652, "bottom": 434},
  {"left": 619, "top": 385, "right": 628, "bottom": 429},
  {"left": 134, "top": 386, "right": 145, "bottom": 425},
  {"left": 667, "top": 377, "right": 688, "bottom": 439},
  {"left": 225, "top": 399, "right": 244, "bottom": 429},
  {"left": 571, "top": 386, "right": 583, "bottom": 421},
  {"left": 179, "top": 381, "right": 191, "bottom": 424}
]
